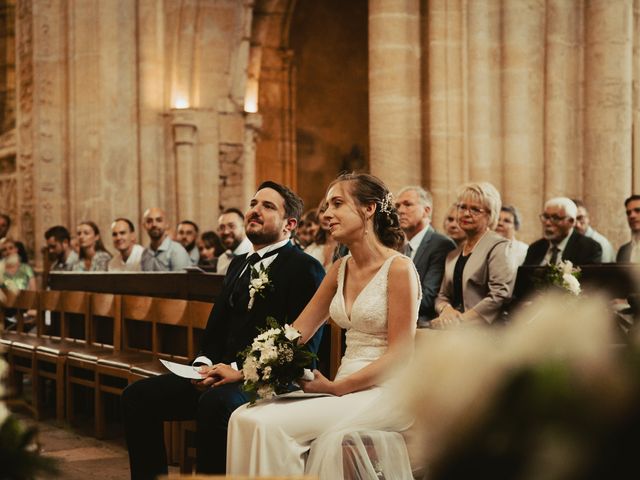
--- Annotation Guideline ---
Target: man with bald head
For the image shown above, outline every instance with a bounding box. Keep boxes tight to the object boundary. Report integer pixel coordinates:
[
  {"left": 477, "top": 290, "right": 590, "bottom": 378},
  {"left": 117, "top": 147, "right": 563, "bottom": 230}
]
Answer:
[{"left": 140, "top": 207, "right": 191, "bottom": 271}]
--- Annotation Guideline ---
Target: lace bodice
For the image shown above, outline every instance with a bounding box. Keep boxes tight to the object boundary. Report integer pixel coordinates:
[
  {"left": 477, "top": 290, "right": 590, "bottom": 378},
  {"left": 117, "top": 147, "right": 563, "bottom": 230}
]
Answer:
[{"left": 329, "top": 254, "right": 403, "bottom": 362}]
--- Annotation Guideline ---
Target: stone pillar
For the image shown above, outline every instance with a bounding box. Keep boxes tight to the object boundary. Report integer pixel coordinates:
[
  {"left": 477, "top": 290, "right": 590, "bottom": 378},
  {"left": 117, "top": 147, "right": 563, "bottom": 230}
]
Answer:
[
  {"left": 544, "top": 0, "right": 583, "bottom": 200},
  {"left": 369, "top": 0, "right": 421, "bottom": 194},
  {"left": 584, "top": 0, "right": 633, "bottom": 249},
  {"left": 467, "top": 0, "right": 501, "bottom": 184},
  {"left": 170, "top": 108, "right": 198, "bottom": 221},
  {"left": 426, "top": 0, "right": 465, "bottom": 224},
  {"left": 501, "top": 0, "right": 546, "bottom": 243}
]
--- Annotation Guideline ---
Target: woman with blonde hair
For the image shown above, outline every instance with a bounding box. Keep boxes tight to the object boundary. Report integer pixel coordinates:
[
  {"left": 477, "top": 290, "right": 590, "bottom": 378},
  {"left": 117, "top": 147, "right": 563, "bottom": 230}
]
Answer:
[{"left": 433, "top": 182, "right": 516, "bottom": 327}]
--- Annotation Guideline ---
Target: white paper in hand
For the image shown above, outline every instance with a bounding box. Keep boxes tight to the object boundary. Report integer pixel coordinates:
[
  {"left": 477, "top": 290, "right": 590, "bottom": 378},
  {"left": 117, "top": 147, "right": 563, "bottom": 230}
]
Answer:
[{"left": 160, "top": 359, "right": 204, "bottom": 380}]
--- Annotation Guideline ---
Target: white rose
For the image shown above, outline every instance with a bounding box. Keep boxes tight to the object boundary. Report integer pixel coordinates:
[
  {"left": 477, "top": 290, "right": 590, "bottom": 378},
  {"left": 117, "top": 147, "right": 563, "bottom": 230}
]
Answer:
[
  {"left": 242, "top": 357, "right": 260, "bottom": 382},
  {"left": 561, "top": 260, "right": 574, "bottom": 275},
  {"left": 562, "top": 273, "right": 581, "bottom": 295},
  {"left": 284, "top": 324, "right": 301, "bottom": 341}
]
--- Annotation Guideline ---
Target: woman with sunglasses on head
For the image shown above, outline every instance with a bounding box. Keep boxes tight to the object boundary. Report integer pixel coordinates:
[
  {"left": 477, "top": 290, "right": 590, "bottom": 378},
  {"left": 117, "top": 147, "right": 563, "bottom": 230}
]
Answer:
[{"left": 432, "top": 182, "right": 516, "bottom": 328}]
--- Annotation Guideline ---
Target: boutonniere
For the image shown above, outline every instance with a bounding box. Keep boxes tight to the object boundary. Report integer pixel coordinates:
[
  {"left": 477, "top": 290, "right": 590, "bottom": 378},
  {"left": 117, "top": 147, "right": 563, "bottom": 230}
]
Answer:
[{"left": 248, "top": 263, "right": 274, "bottom": 310}]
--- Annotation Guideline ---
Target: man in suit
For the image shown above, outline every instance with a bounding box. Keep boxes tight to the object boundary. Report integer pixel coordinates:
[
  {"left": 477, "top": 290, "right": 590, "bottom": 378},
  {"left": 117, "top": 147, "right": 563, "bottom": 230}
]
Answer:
[
  {"left": 122, "top": 181, "right": 325, "bottom": 479},
  {"left": 572, "top": 199, "right": 616, "bottom": 262},
  {"left": 395, "top": 186, "right": 456, "bottom": 326},
  {"left": 216, "top": 207, "right": 252, "bottom": 274},
  {"left": 523, "top": 197, "right": 602, "bottom": 266},
  {"left": 617, "top": 194, "right": 640, "bottom": 263}
]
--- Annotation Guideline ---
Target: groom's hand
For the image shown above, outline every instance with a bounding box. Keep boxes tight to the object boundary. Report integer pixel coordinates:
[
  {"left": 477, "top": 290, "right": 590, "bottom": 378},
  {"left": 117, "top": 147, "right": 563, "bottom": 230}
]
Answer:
[{"left": 192, "top": 363, "right": 243, "bottom": 390}]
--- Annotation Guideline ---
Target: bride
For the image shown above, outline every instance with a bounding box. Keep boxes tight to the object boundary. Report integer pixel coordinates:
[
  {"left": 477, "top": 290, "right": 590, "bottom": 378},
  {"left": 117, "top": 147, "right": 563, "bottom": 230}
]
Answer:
[{"left": 219, "top": 173, "right": 420, "bottom": 478}]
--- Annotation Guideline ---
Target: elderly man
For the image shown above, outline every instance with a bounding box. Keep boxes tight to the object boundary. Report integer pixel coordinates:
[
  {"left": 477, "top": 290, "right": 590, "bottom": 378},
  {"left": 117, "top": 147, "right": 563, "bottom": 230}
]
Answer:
[
  {"left": 395, "top": 186, "right": 455, "bottom": 325},
  {"left": 176, "top": 220, "right": 200, "bottom": 265},
  {"left": 140, "top": 208, "right": 191, "bottom": 271},
  {"left": 617, "top": 194, "right": 640, "bottom": 263},
  {"left": 215, "top": 207, "right": 251, "bottom": 275},
  {"left": 573, "top": 199, "right": 615, "bottom": 263},
  {"left": 524, "top": 197, "right": 602, "bottom": 266},
  {"left": 108, "top": 218, "right": 146, "bottom": 271}
]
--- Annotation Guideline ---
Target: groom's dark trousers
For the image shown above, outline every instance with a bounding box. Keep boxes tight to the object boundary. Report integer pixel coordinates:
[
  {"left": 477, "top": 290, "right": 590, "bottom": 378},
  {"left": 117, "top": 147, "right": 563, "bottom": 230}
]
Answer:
[{"left": 122, "top": 242, "right": 325, "bottom": 479}]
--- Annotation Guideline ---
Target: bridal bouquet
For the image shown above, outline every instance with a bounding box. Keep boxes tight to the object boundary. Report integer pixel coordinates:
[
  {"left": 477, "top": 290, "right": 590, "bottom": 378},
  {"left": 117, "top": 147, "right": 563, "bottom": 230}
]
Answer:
[
  {"left": 538, "top": 260, "right": 581, "bottom": 296},
  {"left": 239, "top": 317, "right": 316, "bottom": 404}
]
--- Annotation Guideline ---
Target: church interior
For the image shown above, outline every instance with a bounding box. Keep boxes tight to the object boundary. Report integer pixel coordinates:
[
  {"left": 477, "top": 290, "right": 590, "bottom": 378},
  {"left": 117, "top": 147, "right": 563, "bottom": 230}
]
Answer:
[{"left": 2, "top": 1, "right": 640, "bottom": 479}]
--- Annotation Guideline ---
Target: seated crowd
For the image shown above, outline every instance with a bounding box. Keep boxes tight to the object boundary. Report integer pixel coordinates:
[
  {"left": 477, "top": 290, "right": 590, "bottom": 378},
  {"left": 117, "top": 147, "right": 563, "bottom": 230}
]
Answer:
[{"left": 1, "top": 182, "right": 640, "bottom": 479}]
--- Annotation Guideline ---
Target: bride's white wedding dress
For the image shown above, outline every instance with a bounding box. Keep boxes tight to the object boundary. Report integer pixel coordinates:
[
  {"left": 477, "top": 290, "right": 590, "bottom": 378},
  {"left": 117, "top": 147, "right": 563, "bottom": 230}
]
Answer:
[{"left": 227, "top": 254, "right": 417, "bottom": 479}]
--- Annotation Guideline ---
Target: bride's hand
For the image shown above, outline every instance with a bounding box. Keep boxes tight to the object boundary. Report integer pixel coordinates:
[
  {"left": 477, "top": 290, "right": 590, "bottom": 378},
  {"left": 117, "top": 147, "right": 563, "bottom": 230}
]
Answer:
[{"left": 299, "top": 369, "right": 337, "bottom": 395}]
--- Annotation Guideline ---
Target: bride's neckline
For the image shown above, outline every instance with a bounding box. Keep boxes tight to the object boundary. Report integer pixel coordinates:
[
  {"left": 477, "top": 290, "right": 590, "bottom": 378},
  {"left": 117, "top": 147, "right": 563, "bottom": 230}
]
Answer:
[{"left": 340, "top": 254, "right": 399, "bottom": 321}]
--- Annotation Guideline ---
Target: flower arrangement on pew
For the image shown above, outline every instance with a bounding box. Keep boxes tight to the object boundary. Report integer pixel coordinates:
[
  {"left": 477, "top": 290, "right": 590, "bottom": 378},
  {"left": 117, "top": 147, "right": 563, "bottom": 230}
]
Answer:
[
  {"left": 537, "top": 260, "right": 581, "bottom": 296},
  {"left": 0, "top": 348, "right": 58, "bottom": 478},
  {"left": 240, "top": 317, "right": 316, "bottom": 404}
]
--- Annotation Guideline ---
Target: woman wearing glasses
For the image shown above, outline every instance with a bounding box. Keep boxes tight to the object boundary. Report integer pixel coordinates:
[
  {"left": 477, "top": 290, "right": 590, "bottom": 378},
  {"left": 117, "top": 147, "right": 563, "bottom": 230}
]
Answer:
[{"left": 432, "top": 182, "right": 516, "bottom": 327}]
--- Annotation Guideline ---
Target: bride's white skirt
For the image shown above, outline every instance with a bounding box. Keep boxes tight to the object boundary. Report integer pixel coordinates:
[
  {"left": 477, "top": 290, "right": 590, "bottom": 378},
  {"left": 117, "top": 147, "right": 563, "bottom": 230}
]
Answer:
[{"left": 226, "top": 358, "right": 414, "bottom": 479}]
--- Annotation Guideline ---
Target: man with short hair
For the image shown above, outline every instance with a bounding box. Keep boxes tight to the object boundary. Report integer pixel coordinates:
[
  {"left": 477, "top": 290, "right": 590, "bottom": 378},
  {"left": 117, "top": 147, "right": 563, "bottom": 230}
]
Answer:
[
  {"left": 572, "top": 199, "right": 615, "bottom": 263},
  {"left": 122, "top": 181, "right": 325, "bottom": 477},
  {"left": 176, "top": 220, "right": 200, "bottom": 265},
  {"left": 617, "top": 194, "right": 640, "bottom": 263},
  {"left": 108, "top": 218, "right": 146, "bottom": 271},
  {"left": 0, "top": 213, "right": 10, "bottom": 239},
  {"left": 44, "top": 225, "right": 79, "bottom": 271},
  {"left": 523, "top": 197, "right": 602, "bottom": 266},
  {"left": 140, "top": 207, "right": 191, "bottom": 271},
  {"left": 215, "top": 207, "right": 251, "bottom": 275},
  {"left": 396, "top": 186, "right": 455, "bottom": 325}
]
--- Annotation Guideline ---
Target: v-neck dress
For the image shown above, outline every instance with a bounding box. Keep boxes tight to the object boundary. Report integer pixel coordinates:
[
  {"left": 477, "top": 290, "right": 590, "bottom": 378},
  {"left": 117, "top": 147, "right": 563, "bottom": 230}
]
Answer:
[{"left": 226, "top": 254, "right": 417, "bottom": 479}]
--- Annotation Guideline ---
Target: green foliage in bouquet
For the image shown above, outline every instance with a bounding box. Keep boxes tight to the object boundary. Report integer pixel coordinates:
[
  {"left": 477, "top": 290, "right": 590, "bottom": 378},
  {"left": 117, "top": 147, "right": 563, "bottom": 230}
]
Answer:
[
  {"left": 428, "top": 349, "right": 640, "bottom": 480},
  {"left": 0, "top": 415, "right": 59, "bottom": 479},
  {"left": 533, "top": 260, "right": 581, "bottom": 296},
  {"left": 239, "top": 317, "right": 316, "bottom": 404}
]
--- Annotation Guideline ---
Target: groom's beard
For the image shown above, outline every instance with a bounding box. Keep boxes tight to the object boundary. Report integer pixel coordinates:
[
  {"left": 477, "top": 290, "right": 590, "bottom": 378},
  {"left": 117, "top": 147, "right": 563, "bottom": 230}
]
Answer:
[{"left": 247, "top": 229, "right": 280, "bottom": 246}]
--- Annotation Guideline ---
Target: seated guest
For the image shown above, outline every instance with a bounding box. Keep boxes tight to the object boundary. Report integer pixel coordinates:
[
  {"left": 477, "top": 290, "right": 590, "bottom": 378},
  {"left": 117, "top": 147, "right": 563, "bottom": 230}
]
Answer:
[
  {"left": 0, "top": 213, "right": 11, "bottom": 239},
  {"left": 216, "top": 207, "right": 251, "bottom": 275},
  {"left": 443, "top": 203, "right": 466, "bottom": 247},
  {"left": 0, "top": 237, "right": 36, "bottom": 291},
  {"left": 108, "top": 218, "right": 145, "bottom": 271},
  {"left": 523, "top": 197, "right": 602, "bottom": 266},
  {"left": 495, "top": 205, "right": 529, "bottom": 268},
  {"left": 121, "top": 181, "right": 325, "bottom": 477},
  {"left": 177, "top": 220, "right": 200, "bottom": 265},
  {"left": 73, "top": 221, "right": 111, "bottom": 272},
  {"left": 395, "top": 185, "right": 455, "bottom": 324},
  {"left": 198, "top": 230, "right": 224, "bottom": 268},
  {"left": 297, "top": 209, "right": 320, "bottom": 248},
  {"left": 304, "top": 201, "right": 338, "bottom": 271},
  {"left": 617, "top": 194, "right": 640, "bottom": 263},
  {"left": 573, "top": 199, "right": 615, "bottom": 262},
  {"left": 140, "top": 207, "right": 191, "bottom": 271},
  {"left": 44, "top": 225, "right": 78, "bottom": 271},
  {"left": 433, "top": 182, "right": 516, "bottom": 327}
]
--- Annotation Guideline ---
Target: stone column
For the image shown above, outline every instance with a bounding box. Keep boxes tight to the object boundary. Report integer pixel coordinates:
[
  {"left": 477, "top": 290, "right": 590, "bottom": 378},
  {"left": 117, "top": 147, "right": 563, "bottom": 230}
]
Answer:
[
  {"left": 467, "top": 0, "right": 501, "bottom": 184},
  {"left": 501, "top": 0, "right": 546, "bottom": 243},
  {"left": 170, "top": 108, "right": 198, "bottom": 221},
  {"left": 426, "top": 0, "right": 465, "bottom": 224},
  {"left": 369, "top": 0, "right": 421, "bottom": 194},
  {"left": 544, "top": 0, "right": 583, "bottom": 200},
  {"left": 584, "top": 0, "right": 633, "bottom": 249}
]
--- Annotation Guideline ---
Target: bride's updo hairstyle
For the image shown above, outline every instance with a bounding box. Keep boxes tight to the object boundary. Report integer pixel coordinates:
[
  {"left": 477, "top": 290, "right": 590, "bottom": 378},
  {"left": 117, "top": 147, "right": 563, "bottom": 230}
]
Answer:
[{"left": 329, "top": 172, "right": 404, "bottom": 250}]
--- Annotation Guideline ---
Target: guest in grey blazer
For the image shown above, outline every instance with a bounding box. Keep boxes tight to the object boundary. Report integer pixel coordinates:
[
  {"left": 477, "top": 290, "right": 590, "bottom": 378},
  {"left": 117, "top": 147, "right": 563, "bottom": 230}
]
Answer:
[
  {"left": 395, "top": 186, "right": 456, "bottom": 325},
  {"left": 433, "top": 182, "right": 516, "bottom": 327}
]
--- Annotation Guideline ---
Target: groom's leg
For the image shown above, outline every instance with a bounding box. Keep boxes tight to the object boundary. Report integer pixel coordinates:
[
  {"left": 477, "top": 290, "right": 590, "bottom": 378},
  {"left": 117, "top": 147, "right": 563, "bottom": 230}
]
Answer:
[
  {"left": 195, "top": 382, "right": 249, "bottom": 474},
  {"left": 122, "top": 374, "right": 199, "bottom": 480}
]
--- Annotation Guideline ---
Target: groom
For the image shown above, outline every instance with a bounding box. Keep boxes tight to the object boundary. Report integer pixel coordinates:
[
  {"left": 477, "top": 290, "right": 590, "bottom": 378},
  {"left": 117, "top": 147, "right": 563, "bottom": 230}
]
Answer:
[{"left": 122, "top": 181, "right": 325, "bottom": 479}]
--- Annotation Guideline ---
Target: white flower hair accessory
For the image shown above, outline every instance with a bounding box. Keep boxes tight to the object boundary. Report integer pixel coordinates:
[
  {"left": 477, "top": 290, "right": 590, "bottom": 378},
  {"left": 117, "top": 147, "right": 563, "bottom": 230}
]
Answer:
[{"left": 379, "top": 192, "right": 394, "bottom": 214}]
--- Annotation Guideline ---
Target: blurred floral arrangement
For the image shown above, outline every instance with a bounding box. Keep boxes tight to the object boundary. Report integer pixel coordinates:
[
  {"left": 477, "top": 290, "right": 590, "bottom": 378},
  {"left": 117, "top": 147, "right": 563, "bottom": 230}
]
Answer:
[
  {"left": 0, "top": 347, "right": 58, "bottom": 479},
  {"left": 536, "top": 260, "right": 581, "bottom": 296},
  {"left": 402, "top": 293, "right": 640, "bottom": 479}
]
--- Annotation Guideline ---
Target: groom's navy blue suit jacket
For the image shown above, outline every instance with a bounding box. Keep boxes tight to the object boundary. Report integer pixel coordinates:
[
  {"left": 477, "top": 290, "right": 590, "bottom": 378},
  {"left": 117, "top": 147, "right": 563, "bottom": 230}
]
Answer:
[{"left": 198, "top": 241, "right": 325, "bottom": 366}]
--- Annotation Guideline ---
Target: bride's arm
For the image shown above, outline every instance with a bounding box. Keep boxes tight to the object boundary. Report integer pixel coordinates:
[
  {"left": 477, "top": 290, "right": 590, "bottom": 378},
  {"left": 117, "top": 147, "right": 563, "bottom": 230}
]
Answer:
[
  {"left": 292, "top": 258, "right": 341, "bottom": 342},
  {"left": 302, "top": 256, "right": 419, "bottom": 396}
]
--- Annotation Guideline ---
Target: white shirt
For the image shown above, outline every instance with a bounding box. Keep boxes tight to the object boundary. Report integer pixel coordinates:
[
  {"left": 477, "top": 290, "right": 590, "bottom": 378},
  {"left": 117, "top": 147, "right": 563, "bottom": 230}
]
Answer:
[
  {"left": 505, "top": 239, "right": 529, "bottom": 268},
  {"left": 406, "top": 224, "right": 430, "bottom": 260},
  {"left": 108, "top": 244, "right": 145, "bottom": 272},
  {"left": 584, "top": 226, "right": 615, "bottom": 263},
  {"left": 216, "top": 236, "right": 252, "bottom": 275},
  {"left": 630, "top": 236, "right": 640, "bottom": 263},
  {"left": 543, "top": 229, "right": 573, "bottom": 265}
]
